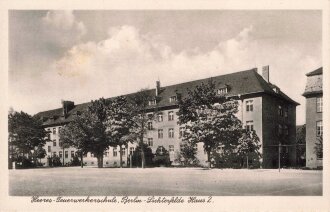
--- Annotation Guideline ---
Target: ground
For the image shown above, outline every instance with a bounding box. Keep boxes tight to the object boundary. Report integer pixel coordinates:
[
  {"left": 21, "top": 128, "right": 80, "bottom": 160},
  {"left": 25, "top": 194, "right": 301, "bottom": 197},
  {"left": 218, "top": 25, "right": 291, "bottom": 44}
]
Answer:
[{"left": 9, "top": 167, "right": 322, "bottom": 196}]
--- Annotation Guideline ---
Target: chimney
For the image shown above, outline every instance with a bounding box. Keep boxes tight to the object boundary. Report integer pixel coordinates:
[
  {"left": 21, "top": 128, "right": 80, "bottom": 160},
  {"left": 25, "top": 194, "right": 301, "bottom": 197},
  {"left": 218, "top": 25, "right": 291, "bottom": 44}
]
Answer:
[
  {"left": 61, "top": 100, "right": 75, "bottom": 118},
  {"left": 156, "top": 80, "right": 161, "bottom": 96},
  {"left": 262, "top": 65, "right": 269, "bottom": 83}
]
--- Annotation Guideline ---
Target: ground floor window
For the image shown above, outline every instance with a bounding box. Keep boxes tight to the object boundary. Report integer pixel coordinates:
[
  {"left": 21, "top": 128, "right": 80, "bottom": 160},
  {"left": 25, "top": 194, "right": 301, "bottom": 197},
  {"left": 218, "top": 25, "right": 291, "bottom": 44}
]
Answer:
[{"left": 316, "top": 120, "right": 323, "bottom": 137}]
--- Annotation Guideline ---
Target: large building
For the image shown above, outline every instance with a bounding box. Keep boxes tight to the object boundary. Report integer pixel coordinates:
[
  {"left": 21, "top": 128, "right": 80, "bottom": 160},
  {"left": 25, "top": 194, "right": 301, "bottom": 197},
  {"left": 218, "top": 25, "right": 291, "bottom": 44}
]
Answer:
[
  {"left": 303, "top": 67, "right": 323, "bottom": 168},
  {"left": 35, "top": 66, "right": 299, "bottom": 168}
]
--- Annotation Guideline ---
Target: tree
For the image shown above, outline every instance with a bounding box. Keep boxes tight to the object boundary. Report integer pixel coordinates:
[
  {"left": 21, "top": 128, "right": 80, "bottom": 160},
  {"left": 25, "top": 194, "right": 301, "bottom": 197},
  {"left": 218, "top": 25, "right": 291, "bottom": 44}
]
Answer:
[
  {"left": 107, "top": 96, "right": 136, "bottom": 168},
  {"left": 177, "top": 79, "right": 242, "bottom": 168},
  {"left": 296, "top": 125, "right": 306, "bottom": 166},
  {"left": 86, "top": 98, "right": 113, "bottom": 168},
  {"left": 175, "top": 140, "right": 199, "bottom": 167},
  {"left": 314, "top": 135, "right": 323, "bottom": 160},
  {"left": 8, "top": 110, "right": 49, "bottom": 164},
  {"left": 60, "top": 116, "right": 88, "bottom": 168},
  {"left": 59, "top": 99, "right": 112, "bottom": 169},
  {"left": 33, "top": 144, "right": 47, "bottom": 165},
  {"left": 131, "top": 143, "right": 154, "bottom": 167},
  {"left": 153, "top": 146, "right": 171, "bottom": 167},
  {"left": 129, "top": 89, "right": 156, "bottom": 168},
  {"left": 236, "top": 130, "right": 261, "bottom": 168}
]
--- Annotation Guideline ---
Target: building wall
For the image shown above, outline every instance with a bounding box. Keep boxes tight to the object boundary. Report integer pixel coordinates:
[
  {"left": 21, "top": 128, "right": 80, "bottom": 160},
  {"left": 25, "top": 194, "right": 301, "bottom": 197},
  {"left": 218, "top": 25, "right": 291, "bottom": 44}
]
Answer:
[
  {"left": 146, "top": 108, "right": 181, "bottom": 163},
  {"left": 262, "top": 94, "right": 297, "bottom": 168},
  {"left": 40, "top": 95, "right": 296, "bottom": 169},
  {"left": 306, "top": 95, "right": 323, "bottom": 168}
]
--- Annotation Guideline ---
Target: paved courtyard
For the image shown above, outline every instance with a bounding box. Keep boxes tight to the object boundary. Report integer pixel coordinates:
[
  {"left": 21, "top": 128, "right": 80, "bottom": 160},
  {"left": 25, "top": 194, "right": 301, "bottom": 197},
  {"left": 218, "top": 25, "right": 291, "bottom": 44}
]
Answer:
[{"left": 9, "top": 167, "right": 322, "bottom": 196}]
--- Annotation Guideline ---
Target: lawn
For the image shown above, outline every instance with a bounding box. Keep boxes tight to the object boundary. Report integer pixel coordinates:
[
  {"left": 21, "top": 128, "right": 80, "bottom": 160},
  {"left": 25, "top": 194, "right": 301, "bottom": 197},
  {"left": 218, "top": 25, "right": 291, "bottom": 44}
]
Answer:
[{"left": 9, "top": 167, "right": 322, "bottom": 196}]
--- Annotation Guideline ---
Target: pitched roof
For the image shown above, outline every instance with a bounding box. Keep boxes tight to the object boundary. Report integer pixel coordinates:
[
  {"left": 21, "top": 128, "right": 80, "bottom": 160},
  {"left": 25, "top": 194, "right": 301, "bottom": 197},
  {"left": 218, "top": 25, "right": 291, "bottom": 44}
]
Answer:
[
  {"left": 35, "top": 68, "right": 299, "bottom": 126},
  {"left": 306, "top": 67, "right": 322, "bottom": 76},
  {"left": 303, "top": 67, "right": 323, "bottom": 97}
]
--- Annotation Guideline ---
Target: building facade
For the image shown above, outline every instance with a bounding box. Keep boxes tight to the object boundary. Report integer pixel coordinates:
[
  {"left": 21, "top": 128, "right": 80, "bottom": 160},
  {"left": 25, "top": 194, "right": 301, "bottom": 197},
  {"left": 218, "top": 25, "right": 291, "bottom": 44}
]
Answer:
[
  {"left": 303, "top": 67, "right": 323, "bottom": 168},
  {"left": 36, "top": 66, "right": 298, "bottom": 168}
]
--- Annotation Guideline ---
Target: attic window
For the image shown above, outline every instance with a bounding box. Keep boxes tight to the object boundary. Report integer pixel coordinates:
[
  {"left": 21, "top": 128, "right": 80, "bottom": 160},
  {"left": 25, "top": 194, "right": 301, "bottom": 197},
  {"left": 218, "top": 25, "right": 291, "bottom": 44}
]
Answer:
[
  {"left": 148, "top": 100, "right": 156, "bottom": 106},
  {"left": 217, "top": 87, "right": 228, "bottom": 95},
  {"left": 169, "top": 96, "right": 177, "bottom": 103}
]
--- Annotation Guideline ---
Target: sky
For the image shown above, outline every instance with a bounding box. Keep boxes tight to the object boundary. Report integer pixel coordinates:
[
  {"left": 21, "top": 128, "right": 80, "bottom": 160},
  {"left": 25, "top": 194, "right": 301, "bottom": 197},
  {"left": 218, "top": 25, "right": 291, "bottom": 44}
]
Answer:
[{"left": 9, "top": 10, "right": 321, "bottom": 125}]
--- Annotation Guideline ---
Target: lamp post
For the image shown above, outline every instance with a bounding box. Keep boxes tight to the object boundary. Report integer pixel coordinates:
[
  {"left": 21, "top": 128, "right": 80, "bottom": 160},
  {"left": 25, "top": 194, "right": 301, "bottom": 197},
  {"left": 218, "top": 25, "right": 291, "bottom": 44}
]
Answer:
[{"left": 278, "top": 143, "right": 281, "bottom": 172}]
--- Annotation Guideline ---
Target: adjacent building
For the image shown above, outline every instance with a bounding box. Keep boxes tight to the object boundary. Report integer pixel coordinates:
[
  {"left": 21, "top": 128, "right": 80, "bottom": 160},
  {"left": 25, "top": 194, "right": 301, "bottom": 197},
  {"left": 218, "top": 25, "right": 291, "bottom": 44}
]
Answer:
[
  {"left": 35, "top": 66, "right": 299, "bottom": 168},
  {"left": 303, "top": 67, "right": 323, "bottom": 168}
]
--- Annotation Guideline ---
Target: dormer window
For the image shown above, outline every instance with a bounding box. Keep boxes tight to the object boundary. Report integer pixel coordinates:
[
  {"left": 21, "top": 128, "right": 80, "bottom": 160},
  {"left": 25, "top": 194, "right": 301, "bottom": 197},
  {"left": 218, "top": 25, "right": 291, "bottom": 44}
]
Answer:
[
  {"left": 169, "top": 96, "right": 177, "bottom": 103},
  {"left": 148, "top": 99, "right": 156, "bottom": 106},
  {"left": 217, "top": 87, "right": 228, "bottom": 95},
  {"left": 273, "top": 87, "right": 279, "bottom": 93}
]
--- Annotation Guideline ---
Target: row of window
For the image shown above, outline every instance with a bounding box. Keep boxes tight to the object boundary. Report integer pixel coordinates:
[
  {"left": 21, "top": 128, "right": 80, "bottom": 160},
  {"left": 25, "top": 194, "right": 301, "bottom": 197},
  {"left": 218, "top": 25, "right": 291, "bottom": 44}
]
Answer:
[
  {"left": 278, "top": 105, "right": 288, "bottom": 118},
  {"left": 155, "top": 127, "right": 185, "bottom": 139},
  {"left": 316, "top": 97, "right": 323, "bottom": 113},
  {"left": 278, "top": 124, "right": 289, "bottom": 136},
  {"left": 148, "top": 96, "right": 178, "bottom": 106},
  {"left": 48, "top": 127, "right": 62, "bottom": 135},
  {"left": 51, "top": 150, "right": 75, "bottom": 158}
]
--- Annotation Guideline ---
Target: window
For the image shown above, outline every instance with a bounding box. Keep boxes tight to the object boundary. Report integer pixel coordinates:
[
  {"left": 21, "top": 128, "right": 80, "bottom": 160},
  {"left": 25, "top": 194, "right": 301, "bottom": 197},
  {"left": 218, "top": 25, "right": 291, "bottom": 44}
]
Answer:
[
  {"left": 278, "top": 105, "right": 283, "bottom": 116},
  {"left": 284, "top": 125, "right": 289, "bottom": 136},
  {"left": 284, "top": 107, "right": 288, "bottom": 118},
  {"left": 48, "top": 146, "right": 51, "bottom": 153},
  {"left": 53, "top": 140, "right": 56, "bottom": 146},
  {"left": 179, "top": 127, "right": 185, "bottom": 138},
  {"left": 316, "top": 121, "right": 323, "bottom": 137},
  {"left": 71, "top": 151, "right": 74, "bottom": 158},
  {"left": 158, "top": 129, "right": 163, "bottom": 139},
  {"left": 169, "top": 145, "right": 174, "bottom": 152},
  {"left": 157, "top": 114, "right": 163, "bottom": 122},
  {"left": 246, "top": 121, "right": 254, "bottom": 131},
  {"left": 169, "top": 96, "right": 177, "bottom": 103},
  {"left": 47, "top": 130, "right": 51, "bottom": 140},
  {"left": 122, "top": 148, "right": 126, "bottom": 156},
  {"left": 246, "top": 100, "right": 253, "bottom": 112},
  {"left": 217, "top": 87, "right": 228, "bottom": 95},
  {"left": 65, "top": 151, "right": 68, "bottom": 158},
  {"left": 148, "top": 138, "right": 153, "bottom": 146},
  {"left": 168, "top": 128, "right": 174, "bottom": 138},
  {"left": 129, "top": 147, "right": 134, "bottom": 155},
  {"left": 104, "top": 151, "right": 109, "bottom": 157},
  {"left": 53, "top": 128, "right": 56, "bottom": 134},
  {"left": 317, "top": 97, "right": 323, "bottom": 112},
  {"left": 147, "top": 113, "right": 153, "bottom": 119},
  {"left": 148, "top": 100, "right": 156, "bottom": 106},
  {"left": 168, "top": 111, "right": 174, "bottom": 121},
  {"left": 59, "top": 151, "right": 63, "bottom": 158},
  {"left": 113, "top": 147, "right": 117, "bottom": 157},
  {"left": 147, "top": 121, "right": 153, "bottom": 130},
  {"left": 278, "top": 124, "right": 283, "bottom": 135}
]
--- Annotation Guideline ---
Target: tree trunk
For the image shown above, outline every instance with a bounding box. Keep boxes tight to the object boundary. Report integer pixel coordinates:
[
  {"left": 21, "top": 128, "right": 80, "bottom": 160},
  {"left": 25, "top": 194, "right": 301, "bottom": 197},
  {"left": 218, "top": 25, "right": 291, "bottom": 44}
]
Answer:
[
  {"left": 246, "top": 155, "right": 249, "bottom": 169},
  {"left": 62, "top": 147, "right": 65, "bottom": 166},
  {"left": 206, "top": 150, "right": 211, "bottom": 169},
  {"left": 119, "top": 146, "right": 123, "bottom": 168},
  {"left": 97, "top": 154, "right": 103, "bottom": 168},
  {"left": 140, "top": 140, "right": 145, "bottom": 168},
  {"left": 80, "top": 153, "right": 84, "bottom": 168}
]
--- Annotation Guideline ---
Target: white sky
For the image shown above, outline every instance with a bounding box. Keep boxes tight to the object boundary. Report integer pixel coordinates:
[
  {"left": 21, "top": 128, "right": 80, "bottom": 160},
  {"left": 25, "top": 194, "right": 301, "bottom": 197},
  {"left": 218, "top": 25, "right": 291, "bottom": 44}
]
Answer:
[{"left": 9, "top": 10, "right": 321, "bottom": 125}]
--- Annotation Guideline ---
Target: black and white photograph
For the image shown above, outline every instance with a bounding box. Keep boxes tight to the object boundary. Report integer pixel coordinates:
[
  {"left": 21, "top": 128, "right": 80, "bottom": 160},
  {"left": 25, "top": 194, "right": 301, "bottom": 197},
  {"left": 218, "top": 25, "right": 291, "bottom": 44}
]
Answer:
[{"left": 1, "top": 1, "right": 329, "bottom": 211}]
